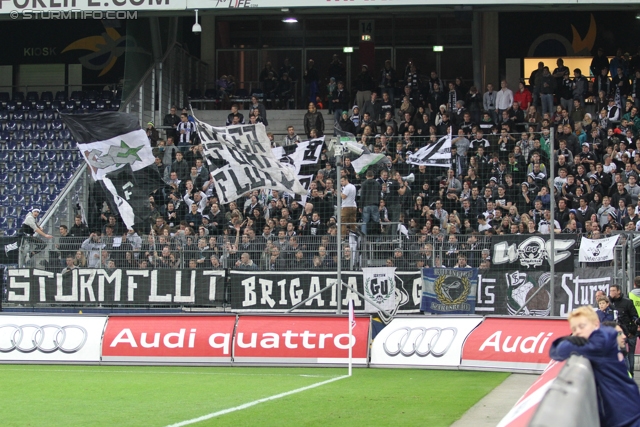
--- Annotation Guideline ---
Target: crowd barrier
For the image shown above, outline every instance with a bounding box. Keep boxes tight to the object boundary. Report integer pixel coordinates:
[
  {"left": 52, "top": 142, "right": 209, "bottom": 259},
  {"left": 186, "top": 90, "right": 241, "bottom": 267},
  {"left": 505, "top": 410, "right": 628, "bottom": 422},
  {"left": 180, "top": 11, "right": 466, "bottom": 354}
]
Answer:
[{"left": 497, "top": 356, "right": 599, "bottom": 427}]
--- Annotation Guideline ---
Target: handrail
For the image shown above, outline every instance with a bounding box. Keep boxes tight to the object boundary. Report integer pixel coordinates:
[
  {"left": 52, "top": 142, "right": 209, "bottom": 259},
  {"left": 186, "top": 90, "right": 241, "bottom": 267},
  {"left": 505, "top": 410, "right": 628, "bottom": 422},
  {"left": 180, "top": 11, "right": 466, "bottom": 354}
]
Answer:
[{"left": 39, "top": 163, "right": 87, "bottom": 229}]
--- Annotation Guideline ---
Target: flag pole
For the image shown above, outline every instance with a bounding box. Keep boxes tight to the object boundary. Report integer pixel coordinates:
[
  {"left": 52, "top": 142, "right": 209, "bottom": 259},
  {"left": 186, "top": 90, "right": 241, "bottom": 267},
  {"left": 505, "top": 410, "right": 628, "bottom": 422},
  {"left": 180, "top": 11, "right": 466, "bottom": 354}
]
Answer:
[{"left": 348, "top": 299, "right": 354, "bottom": 377}]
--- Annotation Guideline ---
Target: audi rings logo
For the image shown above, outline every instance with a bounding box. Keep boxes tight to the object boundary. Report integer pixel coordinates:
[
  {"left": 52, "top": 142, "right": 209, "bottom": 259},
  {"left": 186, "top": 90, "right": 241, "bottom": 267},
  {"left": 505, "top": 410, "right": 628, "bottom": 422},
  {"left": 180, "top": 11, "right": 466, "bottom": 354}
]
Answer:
[
  {"left": 383, "top": 327, "right": 457, "bottom": 357},
  {"left": 0, "top": 324, "right": 88, "bottom": 353}
]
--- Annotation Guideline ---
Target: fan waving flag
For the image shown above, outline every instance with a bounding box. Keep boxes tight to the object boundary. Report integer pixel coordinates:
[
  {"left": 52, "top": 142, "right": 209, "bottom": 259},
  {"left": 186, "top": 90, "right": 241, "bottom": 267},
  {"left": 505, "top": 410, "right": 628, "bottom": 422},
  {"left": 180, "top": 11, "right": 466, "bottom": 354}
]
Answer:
[
  {"left": 61, "top": 112, "right": 156, "bottom": 181},
  {"left": 407, "top": 133, "right": 452, "bottom": 168},
  {"left": 195, "top": 120, "right": 307, "bottom": 204},
  {"left": 62, "top": 112, "right": 165, "bottom": 231}
]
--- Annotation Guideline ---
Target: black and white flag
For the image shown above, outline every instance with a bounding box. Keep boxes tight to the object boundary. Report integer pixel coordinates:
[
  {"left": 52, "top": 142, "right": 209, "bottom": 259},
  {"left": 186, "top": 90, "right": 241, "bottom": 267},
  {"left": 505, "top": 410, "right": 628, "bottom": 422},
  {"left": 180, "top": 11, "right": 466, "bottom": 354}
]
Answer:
[
  {"left": 62, "top": 112, "right": 165, "bottom": 230},
  {"left": 407, "top": 133, "right": 452, "bottom": 168},
  {"left": 578, "top": 235, "right": 619, "bottom": 263},
  {"left": 195, "top": 121, "right": 307, "bottom": 204}
]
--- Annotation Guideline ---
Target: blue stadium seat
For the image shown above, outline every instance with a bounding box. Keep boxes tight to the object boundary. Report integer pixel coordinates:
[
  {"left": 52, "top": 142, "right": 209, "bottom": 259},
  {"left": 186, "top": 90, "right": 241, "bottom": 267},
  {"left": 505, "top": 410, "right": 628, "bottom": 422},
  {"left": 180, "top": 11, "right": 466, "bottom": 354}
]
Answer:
[
  {"left": 21, "top": 161, "right": 33, "bottom": 172},
  {"left": 5, "top": 140, "right": 16, "bottom": 150},
  {"left": 12, "top": 92, "right": 24, "bottom": 104},
  {"left": 54, "top": 182, "right": 65, "bottom": 192},
  {"left": 36, "top": 160, "right": 48, "bottom": 170},
  {"left": 31, "top": 193, "right": 41, "bottom": 203},
  {"left": 55, "top": 91, "right": 66, "bottom": 102},
  {"left": 80, "top": 100, "right": 92, "bottom": 110},
  {"left": 0, "top": 173, "right": 8, "bottom": 184},
  {"left": 0, "top": 110, "right": 8, "bottom": 122},
  {"left": 42, "top": 129, "right": 55, "bottom": 140},
  {"left": 59, "top": 128, "right": 71, "bottom": 140},
  {"left": 95, "top": 100, "right": 106, "bottom": 111},
  {"left": 12, "top": 194, "right": 24, "bottom": 204},
  {"left": 0, "top": 92, "right": 9, "bottom": 106},
  {"left": 0, "top": 195, "right": 7, "bottom": 205},
  {"left": 4, "top": 182, "right": 16, "bottom": 193},
  {"left": 35, "top": 182, "right": 47, "bottom": 193},
  {"left": 110, "top": 100, "right": 121, "bottom": 111},
  {"left": 50, "top": 119, "right": 63, "bottom": 131},
  {"left": 45, "top": 172, "right": 57, "bottom": 183},
  {"left": 50, "top": 100, "right": 62, "bottom": 111},
  {"left": 68, "top": 140, "right": 77, "bottom": 149},
  {"left": 4, "top": 204, "right": 16, "bottom": 214},
  {"left": 22, "top": 121, "right": 34, "bottom": 131},
  {"left": 5, "top": 161, "right": 16, "bottom": 172},
  {"left": 47, "top": 193, "right": 57, "bottom": 203},
  {"left": 59, "top": 151, "right": 72, "bottom": 162},
  {"left": 61, "top": 170, "right": 73, "bottom": 181},
  {"left": 5, "top": 120, "right": 17, "bottom": 132},
  {"left": 21, "top": 140, "right": 32, "bottom": 150},
  {"left": 71, "top": 159, "right": 82, "bottom": 169},
  {"left": 21, "top": 183, "right": 33, "bottom": 193},
  {"left": 44, "top": 151, "right": 57, "bottom": 162},
  {"left": 4, "top": 228, "right": 17, "bottom": 237},
  {"left": 26, "top": 130, "right": 40, "bottom": 140},
  {"left": 14, "top": 172, "right": 25, "bottom": 183},
  {"left": 0, "top": 217, "right": 7, "bottom": 227},
  {"left": 13, "top": 152, "right": 25, "bottom": 162},
  {"left": 41, "top": 91, "right": 53, "bottom": 103},
  {"left": 12, "top": 110, "right": 24, "bottom": 121},
  {"left": 33, "top": 139, "right": 47, "bottom": 154},
  {"left": 35, "top": 101, "right": 46, "bottom": 112},
  {"left": 42, "top": 109, "right": 55, "bottom": 121},
  {"left": 11, "top": 130, "right": 25, "bottom": 140},
  {"left": 26, "top": 91, "right": 38, "bottom": 103},
  {"left": 30, "top": 171, "right": 41, "bottom": 182},
  {"left": 52, "top": 140, "right": 64, "bottom": 150},
  {"left": 53, "top": 160, "right": 65, "bottom": 171},
  {"left": 35, "top": 120, "right": 47, "bottom": 133},
  {"left": 0, "top": 152, "right": 8, "bottom": 162},
  {"left": 6, "top": 101, "right": 16, "bottom": 112},
  {"left": 27, "top": 110, "right": 39, "bottom": 121}
]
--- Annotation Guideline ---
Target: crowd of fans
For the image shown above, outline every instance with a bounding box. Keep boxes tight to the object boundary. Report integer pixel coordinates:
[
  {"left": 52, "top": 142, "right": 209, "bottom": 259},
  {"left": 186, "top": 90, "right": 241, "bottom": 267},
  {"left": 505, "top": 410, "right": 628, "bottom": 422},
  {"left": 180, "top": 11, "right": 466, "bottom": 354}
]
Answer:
[{"left": 32, "top": 49, "right": 640, "bottom": 273}]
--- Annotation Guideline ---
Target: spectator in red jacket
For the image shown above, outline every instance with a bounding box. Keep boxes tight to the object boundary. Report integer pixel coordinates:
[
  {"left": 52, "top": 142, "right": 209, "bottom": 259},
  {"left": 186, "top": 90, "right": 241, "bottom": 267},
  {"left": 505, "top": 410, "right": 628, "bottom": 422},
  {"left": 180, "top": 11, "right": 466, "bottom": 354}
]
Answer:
[{"left": 513, "top": 81, "right": 532, "bottom": 111}]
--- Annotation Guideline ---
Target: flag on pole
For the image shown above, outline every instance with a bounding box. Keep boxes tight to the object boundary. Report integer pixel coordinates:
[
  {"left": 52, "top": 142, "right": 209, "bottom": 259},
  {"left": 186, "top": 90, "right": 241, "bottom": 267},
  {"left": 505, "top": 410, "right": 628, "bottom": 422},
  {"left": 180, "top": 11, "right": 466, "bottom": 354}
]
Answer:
[
  {"left": 352, "top": 153, "right": 387, "bottom": 174},
  {"left": 62, "top": 112, "right": 166, "bottom": 231},
  {"left": 195, "top": 121, "right": 307, "bottom": 204},
  {"left": 348, "top": 299, "right": 356, "bottom": 329},
  {"left": 407, "top": 133, "right": 452, "bottom": 168}
]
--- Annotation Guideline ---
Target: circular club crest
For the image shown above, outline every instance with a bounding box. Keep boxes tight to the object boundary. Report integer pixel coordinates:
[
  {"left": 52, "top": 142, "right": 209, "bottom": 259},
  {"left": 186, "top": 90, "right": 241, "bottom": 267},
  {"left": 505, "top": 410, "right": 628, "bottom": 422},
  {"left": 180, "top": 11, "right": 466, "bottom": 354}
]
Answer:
[
  {"left": 434, "top": 275, "right": 470, "bottom": 305},
  {"left": 364, "top": 275, "right": 396, "bottom": 304}
]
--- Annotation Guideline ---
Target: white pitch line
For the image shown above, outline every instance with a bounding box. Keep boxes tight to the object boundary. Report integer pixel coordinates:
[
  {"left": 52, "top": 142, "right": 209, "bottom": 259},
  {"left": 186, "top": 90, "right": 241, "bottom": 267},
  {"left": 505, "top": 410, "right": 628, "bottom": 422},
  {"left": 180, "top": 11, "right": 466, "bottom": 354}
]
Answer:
[
  {"left": 164, "top": 374, "right": 350, "bottom": 427},
  {"left": 0, "top": 368, "right": 331, "bottom": 378}
]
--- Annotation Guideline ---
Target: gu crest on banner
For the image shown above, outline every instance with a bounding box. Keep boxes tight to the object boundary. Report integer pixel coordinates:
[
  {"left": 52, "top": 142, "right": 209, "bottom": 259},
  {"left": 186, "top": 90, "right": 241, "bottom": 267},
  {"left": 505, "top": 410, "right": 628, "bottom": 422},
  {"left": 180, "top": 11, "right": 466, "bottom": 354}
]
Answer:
[
  {"left": 363, "top": 267, "right": 396, "bottom": 313},
  {"left": 195, "top": 121, "right": 306, "bottom": 204}
]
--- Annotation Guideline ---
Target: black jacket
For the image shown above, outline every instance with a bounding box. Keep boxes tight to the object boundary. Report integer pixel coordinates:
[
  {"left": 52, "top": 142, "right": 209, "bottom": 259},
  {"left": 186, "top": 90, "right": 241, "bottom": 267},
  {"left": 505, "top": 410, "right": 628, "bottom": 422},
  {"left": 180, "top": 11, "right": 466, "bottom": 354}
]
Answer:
[{"left": 610, "top": 294, "right": 639, "bottom": 337}]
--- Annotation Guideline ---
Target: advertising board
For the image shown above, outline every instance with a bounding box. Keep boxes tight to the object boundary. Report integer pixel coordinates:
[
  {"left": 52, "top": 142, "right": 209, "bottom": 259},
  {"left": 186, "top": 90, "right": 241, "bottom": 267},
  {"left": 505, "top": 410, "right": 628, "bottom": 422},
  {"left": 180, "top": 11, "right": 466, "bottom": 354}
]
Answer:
[{"left": 0, "top": 314, "right": 107, "bottom": 362}]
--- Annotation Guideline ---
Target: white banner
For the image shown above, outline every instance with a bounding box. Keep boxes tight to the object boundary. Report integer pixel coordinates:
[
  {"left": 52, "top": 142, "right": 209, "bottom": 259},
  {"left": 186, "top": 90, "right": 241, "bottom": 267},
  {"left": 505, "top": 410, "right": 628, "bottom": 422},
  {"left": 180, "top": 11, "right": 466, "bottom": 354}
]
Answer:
[
  {"left": 196, "top": 122, "right": 306, "bottom": 204},
  {"left": 0, "top": 315, "right": 107, "bottom": 362},
  {"left": 80, "top": 129, "right": 155, "bottom": 181},
  {"left": 407, "top": 134, "right": 451, "bottom": 168},
  {"left": 363, "top": 267, "right": 396, "bottom": 313},
  {"left": 370, "top": 317, "right": 483, "bottom": 367},
  {"left": 578, "top": 235, "right": 619, "bottom": 263}
]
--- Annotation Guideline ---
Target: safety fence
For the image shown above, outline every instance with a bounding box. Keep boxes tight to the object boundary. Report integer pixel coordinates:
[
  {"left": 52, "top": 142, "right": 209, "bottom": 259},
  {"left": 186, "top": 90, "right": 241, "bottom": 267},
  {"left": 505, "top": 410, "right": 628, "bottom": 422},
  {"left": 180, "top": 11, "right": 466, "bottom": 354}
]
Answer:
[{"left": 0, "top": 231, "right": 623, "bottom": 318}]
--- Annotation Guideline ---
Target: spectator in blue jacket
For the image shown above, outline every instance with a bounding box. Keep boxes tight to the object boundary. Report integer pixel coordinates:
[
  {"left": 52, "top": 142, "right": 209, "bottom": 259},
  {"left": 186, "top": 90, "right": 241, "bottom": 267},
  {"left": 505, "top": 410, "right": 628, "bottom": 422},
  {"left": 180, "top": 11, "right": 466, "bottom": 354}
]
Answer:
[
  {"left": 596, "top": 295, "right": 615, "bottom": 323},
  {"left": 550, "top": 306, "right": 640, "bottom": 427}
]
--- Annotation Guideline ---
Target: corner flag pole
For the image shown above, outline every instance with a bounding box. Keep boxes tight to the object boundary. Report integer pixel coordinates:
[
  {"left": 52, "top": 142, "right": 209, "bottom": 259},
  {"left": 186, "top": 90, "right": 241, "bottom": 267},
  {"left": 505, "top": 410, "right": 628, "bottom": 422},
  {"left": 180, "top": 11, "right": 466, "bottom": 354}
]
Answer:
[{"left": 348, "top": 299, "right": 354, "bottom": 376}]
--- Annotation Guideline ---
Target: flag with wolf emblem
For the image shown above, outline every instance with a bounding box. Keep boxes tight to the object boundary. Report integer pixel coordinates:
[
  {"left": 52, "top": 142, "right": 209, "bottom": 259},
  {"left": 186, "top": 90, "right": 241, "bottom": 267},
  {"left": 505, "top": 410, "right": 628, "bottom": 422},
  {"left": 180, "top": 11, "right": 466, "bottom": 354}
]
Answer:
[
  {"left": 363, "top": 267, "right": 396, "bottom": 313},
  {"left": 421, "top": 268, "right": 478, "bottom": 314}
]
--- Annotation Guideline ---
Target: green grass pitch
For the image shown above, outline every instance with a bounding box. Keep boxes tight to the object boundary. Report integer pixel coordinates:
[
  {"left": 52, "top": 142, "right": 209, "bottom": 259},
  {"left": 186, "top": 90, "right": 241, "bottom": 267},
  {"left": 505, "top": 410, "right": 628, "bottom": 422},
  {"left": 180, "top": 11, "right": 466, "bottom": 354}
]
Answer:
[{"left": 0, "top": 365, "right": 509, "bottom": 426}]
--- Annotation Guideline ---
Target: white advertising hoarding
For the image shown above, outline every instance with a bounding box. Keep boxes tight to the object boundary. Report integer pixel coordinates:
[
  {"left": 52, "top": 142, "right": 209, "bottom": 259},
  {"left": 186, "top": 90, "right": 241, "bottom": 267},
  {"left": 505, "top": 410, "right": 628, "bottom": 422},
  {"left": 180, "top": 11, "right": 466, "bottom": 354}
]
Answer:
[
  {"left": 370, "top": 316, "right": 483, "bottom": 367},
  {"left": 0, "top": 315, "right": 107, "bottom": 362}
]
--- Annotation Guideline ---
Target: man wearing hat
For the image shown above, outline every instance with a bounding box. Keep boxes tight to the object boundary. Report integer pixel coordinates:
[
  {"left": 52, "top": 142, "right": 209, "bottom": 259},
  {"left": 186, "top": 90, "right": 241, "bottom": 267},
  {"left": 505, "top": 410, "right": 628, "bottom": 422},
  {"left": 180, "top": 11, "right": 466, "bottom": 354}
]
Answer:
[
  {"left": 581, "top": 142, "right": 596, "bottom": 167},
  {"left": 21, "top": 208, "right": 53, "bottom": 262},
  {"left": 146, "top": 121, "right": 159, "bottom": 146}
]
